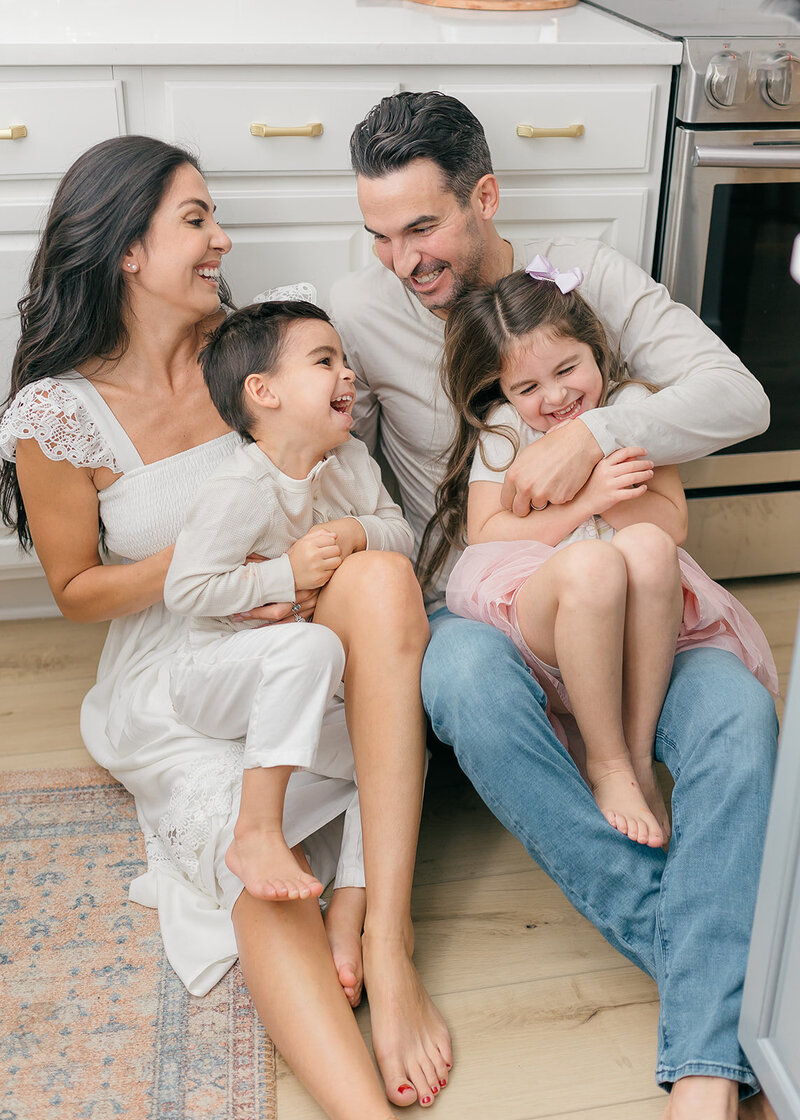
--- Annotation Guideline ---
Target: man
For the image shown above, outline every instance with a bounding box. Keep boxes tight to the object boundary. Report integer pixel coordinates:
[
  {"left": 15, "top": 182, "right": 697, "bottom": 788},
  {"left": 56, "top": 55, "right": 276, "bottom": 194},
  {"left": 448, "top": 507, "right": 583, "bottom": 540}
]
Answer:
[{"left": 329, "top": 91, "right": 778, "bottom": 1120}]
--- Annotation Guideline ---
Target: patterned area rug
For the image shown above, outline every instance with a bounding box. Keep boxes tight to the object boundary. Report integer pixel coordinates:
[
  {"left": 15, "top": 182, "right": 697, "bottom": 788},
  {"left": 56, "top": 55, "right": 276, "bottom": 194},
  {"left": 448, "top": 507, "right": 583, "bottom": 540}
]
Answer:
[{"left": 0, "top": 766, "right": 276, "bottom": 1120}]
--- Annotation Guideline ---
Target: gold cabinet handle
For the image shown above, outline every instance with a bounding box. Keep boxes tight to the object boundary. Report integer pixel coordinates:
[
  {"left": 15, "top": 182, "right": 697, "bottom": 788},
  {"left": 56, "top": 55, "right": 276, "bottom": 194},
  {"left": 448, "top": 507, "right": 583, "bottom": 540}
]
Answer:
[
  {"left": 0, "top": 124, "right": 27, "bottom": 141},
  {"left": 249, "top": 122, "right": 323, "bottom": 138},
  {"left": 516, "top": 123, "right": 584, "bottom": 139}
]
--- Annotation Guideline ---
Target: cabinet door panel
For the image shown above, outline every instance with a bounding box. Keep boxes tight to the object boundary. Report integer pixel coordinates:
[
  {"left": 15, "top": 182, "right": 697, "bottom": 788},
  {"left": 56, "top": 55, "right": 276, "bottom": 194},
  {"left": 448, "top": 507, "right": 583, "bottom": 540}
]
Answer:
[
  {"left": 0, "top": 226, "right": 42, "bottom": 401},
  {"left": 220, "top": 224, "right": 372, "bottom": 310},
  {"left": 443, "top": 83, "right": 656, "bottom": 172},
  {"left": 0, "top": 81, "right": 125, "bottom": 179},
  {"left": 495, "top": 187, "right": 647, "bottom": 266},
  {"left": 163, "top": 81, "right": 396, "bottom": 173}
]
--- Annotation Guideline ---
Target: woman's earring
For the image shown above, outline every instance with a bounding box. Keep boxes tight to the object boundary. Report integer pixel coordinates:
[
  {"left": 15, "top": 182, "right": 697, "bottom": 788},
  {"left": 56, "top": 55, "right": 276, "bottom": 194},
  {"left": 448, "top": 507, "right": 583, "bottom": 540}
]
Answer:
[{"left": 127, "top": 263, "right": 138, "bottom": 272}]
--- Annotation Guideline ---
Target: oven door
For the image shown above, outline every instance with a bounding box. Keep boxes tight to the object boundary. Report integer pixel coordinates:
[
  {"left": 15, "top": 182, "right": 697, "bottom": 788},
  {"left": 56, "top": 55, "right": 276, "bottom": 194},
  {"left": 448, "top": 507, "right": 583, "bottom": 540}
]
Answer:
[{"left": 659, "top": 126, "right": 800, "bottom": 578}]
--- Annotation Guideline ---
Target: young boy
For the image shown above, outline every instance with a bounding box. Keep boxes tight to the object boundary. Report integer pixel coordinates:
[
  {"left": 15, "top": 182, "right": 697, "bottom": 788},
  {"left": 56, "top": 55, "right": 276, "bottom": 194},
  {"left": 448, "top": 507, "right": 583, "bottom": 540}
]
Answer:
[{"left": 164, "top": 300, "right": 413, "bottom": 912}]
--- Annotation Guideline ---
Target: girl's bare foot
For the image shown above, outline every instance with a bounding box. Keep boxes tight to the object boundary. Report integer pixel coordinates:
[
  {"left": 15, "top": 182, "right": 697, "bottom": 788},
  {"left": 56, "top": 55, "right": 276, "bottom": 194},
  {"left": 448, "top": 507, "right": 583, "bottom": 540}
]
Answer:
[
  {"left": 324, "top": 886, "right": 366, "bottom": 1007},
  {"left": 661, "top": 1075, "right": 738, "bottom": 1119},
  {"left": 362, "top": 929, "right": 452, "bottom": 1109},
  {"left": 632, "top": 756, "right": 671, "bottom": 844},
  {"left": 587, "top": 758, "right": 665, "bottom": 847},
  {"left": 225, "top": 827, "right": 324, "bottom": 901}
]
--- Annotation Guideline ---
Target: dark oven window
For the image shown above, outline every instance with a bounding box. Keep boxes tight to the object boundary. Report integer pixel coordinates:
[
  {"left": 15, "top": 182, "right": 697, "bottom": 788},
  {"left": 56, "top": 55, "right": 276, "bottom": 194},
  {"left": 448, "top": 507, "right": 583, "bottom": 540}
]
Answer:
[{"left": 700, "top": 182, "right": 800, "bottom": 455}]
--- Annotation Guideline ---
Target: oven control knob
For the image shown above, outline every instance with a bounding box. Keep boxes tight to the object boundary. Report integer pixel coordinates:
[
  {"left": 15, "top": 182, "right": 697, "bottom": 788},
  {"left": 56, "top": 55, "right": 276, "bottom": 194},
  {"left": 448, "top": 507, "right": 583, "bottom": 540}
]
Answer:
[
  {"left": 705, "top": 51, "right": 750, "bottom": 108},
  {"left": 761, "top": 51, "right": 800, "bottom": 108}
]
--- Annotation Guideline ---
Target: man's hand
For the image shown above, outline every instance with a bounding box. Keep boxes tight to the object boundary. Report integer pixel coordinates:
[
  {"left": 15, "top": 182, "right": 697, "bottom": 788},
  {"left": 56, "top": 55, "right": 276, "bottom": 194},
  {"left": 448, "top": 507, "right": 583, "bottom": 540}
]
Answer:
[
  {"left": 578, "top": 447, "right": 654, "bottom": 515},
  {"left": 288, "top": 526, "right": 343, "bottom": 589},
  {"left": 500, "top": 420, "right": 604, "bottom": 516}
]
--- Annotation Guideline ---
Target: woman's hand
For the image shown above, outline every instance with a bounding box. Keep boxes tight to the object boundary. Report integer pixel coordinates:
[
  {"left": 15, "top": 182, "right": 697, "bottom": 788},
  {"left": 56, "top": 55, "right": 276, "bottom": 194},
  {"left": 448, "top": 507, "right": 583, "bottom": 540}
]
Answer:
[
  {"left": 232, "top": 586, "right": 319, "bottom": 625},
  {"left": 578, "top": 447, "right": 654, "bottom": 515}
]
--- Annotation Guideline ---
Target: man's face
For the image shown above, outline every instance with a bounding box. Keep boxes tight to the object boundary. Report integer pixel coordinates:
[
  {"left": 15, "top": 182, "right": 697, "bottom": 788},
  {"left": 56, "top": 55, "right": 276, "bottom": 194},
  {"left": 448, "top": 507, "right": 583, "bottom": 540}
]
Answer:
[{"left": 358, "top": 158, "right": 488, "bottom": 316}]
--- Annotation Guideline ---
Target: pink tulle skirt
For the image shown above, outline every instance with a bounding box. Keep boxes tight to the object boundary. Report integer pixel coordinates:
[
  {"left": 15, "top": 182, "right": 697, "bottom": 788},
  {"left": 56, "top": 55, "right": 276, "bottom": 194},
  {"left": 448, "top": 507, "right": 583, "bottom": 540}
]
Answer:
[{"left": 446, "top": 539, "right": 779, "bottom": 732}]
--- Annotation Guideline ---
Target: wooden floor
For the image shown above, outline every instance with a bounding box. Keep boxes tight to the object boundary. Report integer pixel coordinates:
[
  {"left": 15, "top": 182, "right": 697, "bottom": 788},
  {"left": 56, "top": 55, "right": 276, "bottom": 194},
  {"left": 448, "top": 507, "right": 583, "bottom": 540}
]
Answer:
[{"left": 1, "top": 575, "right": 798, "bottom": 1120}]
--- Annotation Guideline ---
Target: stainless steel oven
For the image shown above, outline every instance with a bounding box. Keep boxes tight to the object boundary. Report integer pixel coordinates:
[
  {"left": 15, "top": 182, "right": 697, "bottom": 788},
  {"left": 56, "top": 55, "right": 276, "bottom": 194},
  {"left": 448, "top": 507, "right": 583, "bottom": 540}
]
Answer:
[
  {"left": 590, "top": 2, "right": 800, "bottom": 578},
  {"left": 661, "top": 120, "right": 800, "bottom": 577}
]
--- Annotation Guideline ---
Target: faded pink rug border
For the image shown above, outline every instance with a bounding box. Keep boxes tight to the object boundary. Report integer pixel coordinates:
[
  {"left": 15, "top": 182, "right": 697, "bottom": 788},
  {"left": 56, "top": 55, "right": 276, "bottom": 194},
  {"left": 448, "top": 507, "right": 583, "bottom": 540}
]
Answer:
[{"left": 1, "top": 764, "right": 277, "bottom": 1120}]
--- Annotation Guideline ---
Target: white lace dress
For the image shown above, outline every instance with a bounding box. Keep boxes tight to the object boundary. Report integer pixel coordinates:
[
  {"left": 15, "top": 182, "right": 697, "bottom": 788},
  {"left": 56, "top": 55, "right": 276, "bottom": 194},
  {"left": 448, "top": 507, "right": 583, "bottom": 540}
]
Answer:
[{"left": 0, "top": 365, "right": 363, "bottom": 996}]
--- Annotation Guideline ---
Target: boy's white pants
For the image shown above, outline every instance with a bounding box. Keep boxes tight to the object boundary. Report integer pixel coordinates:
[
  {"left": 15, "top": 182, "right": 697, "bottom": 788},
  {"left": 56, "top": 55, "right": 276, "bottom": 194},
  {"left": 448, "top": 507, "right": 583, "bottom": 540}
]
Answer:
[{"left": 169, "top": 621, "right": 364, "bottom": 889}]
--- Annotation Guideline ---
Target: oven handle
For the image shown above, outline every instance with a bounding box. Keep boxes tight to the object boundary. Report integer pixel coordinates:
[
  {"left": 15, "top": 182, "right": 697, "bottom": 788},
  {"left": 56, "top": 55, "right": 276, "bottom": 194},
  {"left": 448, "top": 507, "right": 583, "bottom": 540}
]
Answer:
[{"left": 694, "top": 144, "right": 800, "bottom": 168}]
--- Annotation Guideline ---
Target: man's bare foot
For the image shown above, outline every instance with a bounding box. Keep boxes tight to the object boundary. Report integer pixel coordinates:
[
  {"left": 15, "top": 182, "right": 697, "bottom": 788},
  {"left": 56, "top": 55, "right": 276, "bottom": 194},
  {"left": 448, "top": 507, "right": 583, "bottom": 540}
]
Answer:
[
  {"left": 324, "top": 886, "right": 366, "bottom": 1007},
  {"left": 225, "top": 826, "right": 324, "bottom": 901},
  {"left": 631, "top": 756, "right": 671, "bottom": 844},
  {"left": 661, "top": 1075, "right": 738, "bottom": 1119},
  {"left": 740, "top": 1091, "right": 779, "bottom": 1119},
  {"left": 362, "top": 929, "right": 452, "bottom": 1109},
  {"left": 587, "top": 758, "right": 665, "bottom": 847}
]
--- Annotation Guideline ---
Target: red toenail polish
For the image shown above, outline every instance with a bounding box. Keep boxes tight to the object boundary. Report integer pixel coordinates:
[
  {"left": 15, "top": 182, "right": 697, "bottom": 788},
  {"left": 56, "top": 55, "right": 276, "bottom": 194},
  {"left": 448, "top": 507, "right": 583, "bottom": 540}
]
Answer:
[
  {"left": 422, "top": 1097, "right": 432, "bottom": 1105},
  {"left": 431, "top": 1086, "right": 439, "bottom": 1094},
  {"left": 439, "top": 1079, "right": 447, "bottom": 1087},
  {"left": 398, "top": 1085, "right": 413, "bottom": 1094}
]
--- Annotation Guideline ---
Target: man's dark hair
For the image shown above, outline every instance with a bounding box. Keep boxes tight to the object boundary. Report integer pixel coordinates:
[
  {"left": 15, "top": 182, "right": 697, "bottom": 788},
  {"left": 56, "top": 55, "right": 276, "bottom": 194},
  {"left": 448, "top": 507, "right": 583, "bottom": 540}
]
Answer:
[
  {"left": 199, "top": 300, "right": 331, "bottom": 441},
  {"left": 349, "top": 91, "right": 493, "bottom": 206}
]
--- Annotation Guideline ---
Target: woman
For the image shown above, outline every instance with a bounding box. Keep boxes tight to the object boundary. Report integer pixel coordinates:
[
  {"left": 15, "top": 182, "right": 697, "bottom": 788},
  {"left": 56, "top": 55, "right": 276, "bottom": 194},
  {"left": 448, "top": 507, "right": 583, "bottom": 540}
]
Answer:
[{"left": 0, "top": 136, "right": 451, "bottom": 1119}]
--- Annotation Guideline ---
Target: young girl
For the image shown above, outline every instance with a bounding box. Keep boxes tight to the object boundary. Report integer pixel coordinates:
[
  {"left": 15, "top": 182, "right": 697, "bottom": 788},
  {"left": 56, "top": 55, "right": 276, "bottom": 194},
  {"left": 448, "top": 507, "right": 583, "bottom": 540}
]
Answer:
[{"left": 418, "top": 258, "right": 778, "bottom": 849}]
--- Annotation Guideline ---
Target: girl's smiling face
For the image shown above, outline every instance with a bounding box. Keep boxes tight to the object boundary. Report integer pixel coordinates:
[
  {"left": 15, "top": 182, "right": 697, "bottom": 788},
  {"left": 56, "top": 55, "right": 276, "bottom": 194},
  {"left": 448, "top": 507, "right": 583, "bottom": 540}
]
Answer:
[{"left": 499, "top": 328, "right": 604, "bottom": 433}]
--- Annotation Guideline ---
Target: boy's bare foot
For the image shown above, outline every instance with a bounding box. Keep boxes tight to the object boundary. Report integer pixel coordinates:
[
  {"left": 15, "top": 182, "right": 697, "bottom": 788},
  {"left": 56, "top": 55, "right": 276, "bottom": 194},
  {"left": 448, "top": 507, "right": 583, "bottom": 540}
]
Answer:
[
  {"left": 661, "top": 1075, "right": 738, "bottom": 1119},
  {"left": 362, "top": 928, "right": 452, "bottom": 1109},
  {"left": 632, "top": 757, "right": 671, "bottom": 844},
  {"left": 587, "top": 758, "right": 665, "bottom": 847},
  {"left": 324, "top": 886, "right": 366, "bottom": 1007},
  {"left": 225, "top": 827, "right": 324, "bottom": 901}
]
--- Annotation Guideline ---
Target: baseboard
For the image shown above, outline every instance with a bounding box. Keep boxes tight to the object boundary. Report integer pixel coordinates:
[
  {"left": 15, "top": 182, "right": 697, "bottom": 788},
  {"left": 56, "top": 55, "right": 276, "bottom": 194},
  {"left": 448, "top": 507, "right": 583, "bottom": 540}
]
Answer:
[{"left": 0, "top": 534, "right": 58, "bottom": 619}]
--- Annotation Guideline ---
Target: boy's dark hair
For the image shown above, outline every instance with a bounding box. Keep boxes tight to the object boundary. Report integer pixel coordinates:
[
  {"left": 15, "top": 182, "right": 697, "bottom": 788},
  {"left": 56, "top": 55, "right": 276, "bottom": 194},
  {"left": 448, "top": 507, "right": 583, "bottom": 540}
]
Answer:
[
  {"left": 199, "top": 300, "right": 331, "bottom": 441},
  {"left": 349, "top": 91, "right": 493, "bottom": 206}
]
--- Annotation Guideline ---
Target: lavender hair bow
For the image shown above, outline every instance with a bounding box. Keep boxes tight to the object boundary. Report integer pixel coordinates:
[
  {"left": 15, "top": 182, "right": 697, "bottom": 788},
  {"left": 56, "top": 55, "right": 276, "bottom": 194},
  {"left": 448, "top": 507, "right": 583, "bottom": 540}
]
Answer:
[{"left": 524, "top": 254, "right": 584, "bottom": 294}]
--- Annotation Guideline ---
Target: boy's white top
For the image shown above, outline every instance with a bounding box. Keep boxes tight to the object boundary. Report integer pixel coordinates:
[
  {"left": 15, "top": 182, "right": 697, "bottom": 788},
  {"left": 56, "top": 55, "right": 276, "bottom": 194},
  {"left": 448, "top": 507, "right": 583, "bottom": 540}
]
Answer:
[
  {"left": 470, "top": 382, "right": 651, "bottom": 547},
  {"left": 164, "top": 436, "right": 413, "bottom": 630},
  {"left": 329, "top": 236, "right": 770, "bottom": 607}
]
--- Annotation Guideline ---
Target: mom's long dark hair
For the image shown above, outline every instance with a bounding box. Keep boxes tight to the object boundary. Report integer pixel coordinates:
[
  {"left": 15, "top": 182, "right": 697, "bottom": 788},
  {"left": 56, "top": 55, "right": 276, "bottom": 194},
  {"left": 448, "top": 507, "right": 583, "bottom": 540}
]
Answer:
[
  {"left": 1, "top": 135, "right": 233, "bottom": 548},
  {"left": 416, "top": 271, "right": 623, "bottom": 592}
]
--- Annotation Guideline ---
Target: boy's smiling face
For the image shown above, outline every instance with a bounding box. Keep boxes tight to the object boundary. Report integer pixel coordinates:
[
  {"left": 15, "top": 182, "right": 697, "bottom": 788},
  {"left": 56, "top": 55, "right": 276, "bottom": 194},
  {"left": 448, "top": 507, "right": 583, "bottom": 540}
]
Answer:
[{"left": 266, "top": 319, "right": 357, "bottom": 449}]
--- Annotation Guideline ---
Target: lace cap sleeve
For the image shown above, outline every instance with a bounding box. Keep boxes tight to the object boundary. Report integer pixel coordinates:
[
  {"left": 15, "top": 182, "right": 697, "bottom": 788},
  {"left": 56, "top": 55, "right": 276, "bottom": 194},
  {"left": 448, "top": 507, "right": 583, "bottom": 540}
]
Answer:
[{"left": 0, "top": 378, "right": 120, "bottom": 472}]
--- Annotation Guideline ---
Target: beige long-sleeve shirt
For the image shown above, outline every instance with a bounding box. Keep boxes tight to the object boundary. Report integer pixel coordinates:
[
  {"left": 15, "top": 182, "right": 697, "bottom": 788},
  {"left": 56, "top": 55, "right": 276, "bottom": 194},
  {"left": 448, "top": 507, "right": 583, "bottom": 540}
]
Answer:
[
  {"left": 329, "top": 236, "right": 770, "bottom": 607},
  {"left": 165, "top": 436, "right": 414, "bottom": 632}
]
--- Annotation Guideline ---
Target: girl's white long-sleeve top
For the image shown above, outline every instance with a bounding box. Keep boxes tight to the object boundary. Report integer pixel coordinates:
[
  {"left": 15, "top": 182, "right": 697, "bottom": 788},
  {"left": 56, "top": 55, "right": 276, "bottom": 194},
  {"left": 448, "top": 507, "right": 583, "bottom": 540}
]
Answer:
[{"left": 164, "top": 435, "right": 414, "bottom": 632}]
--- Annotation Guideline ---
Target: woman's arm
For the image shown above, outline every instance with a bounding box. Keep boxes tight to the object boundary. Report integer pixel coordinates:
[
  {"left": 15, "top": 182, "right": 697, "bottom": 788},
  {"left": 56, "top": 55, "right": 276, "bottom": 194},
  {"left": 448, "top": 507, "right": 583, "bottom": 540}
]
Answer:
[
  {"left": 599, "top": 463, "right": 688, "bottom": 544},
  {"left": 16, "top": 438, "right": 173, "bottom": 622},
  {"left": 468, "top": 447, "right": 655, "bottom": 547}
]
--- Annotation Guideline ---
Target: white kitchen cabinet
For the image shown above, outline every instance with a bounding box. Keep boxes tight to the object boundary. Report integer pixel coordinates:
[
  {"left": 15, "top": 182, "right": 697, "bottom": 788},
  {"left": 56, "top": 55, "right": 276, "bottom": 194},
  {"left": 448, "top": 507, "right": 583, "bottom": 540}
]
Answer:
[{"left": 0, "top": 2, "right": 680, "bottom": 616}]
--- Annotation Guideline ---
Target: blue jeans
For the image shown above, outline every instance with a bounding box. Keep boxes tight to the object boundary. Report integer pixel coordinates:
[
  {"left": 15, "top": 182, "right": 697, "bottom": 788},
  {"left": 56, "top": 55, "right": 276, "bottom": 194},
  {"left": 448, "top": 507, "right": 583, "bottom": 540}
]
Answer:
[{"left": 422, "top": 608, "right": 778, "bottom": 1095}]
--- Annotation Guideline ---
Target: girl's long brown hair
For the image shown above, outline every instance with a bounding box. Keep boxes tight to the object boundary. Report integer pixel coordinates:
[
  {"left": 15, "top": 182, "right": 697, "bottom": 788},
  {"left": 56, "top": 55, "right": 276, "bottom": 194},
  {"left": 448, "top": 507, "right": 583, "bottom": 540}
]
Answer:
[{"left": 416, "top": 270, "right": 623, "bottom": 592}]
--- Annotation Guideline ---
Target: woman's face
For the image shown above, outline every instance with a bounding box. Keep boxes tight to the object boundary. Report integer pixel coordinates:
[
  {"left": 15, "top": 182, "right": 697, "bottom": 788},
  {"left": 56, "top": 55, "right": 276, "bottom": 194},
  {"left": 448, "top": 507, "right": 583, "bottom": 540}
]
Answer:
[
  {"left": 125, "top": 163, "right": 232, "bottom": 320},
  {"left": 499, "top": 328, "right": 604, "bottom": 433}
]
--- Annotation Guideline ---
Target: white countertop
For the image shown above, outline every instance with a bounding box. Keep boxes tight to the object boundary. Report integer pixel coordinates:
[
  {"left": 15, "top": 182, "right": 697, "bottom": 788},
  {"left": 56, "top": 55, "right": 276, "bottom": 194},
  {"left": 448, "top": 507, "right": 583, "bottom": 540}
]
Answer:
[{"left": 0, "top": 0, "right": 683, "bottom": 67}]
